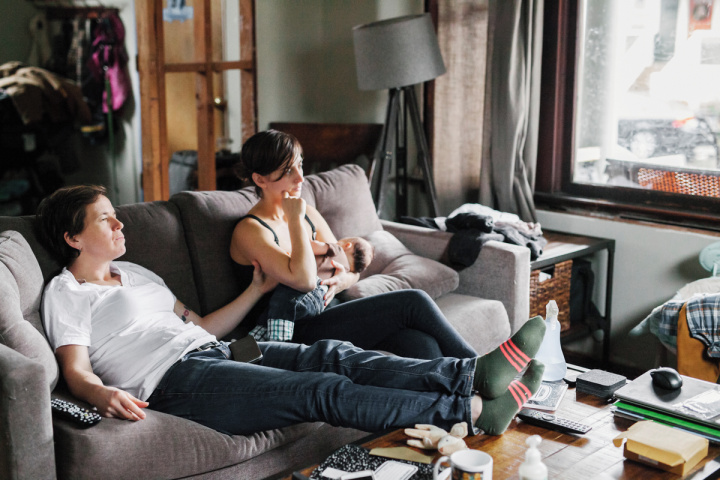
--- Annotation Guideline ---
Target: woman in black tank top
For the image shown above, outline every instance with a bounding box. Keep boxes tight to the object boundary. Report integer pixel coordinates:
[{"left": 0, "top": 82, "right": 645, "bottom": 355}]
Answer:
[{"left": 229, "top": 130, "right": 478, "bottom": 360}]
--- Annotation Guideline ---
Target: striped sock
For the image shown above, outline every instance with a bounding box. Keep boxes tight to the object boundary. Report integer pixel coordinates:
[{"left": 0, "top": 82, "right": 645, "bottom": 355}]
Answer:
[
  {"left": 475, "top": 359, "right": 545, "bottom": 435},
  {"left": 473, "top": 316, "right": 546, "bottom": 398}
]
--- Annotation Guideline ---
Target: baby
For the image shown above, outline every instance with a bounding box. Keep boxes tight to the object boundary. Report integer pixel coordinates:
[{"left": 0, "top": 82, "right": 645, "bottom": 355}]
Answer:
[{"left": 249, "top": 237, "right": 374, "bottom": 342}]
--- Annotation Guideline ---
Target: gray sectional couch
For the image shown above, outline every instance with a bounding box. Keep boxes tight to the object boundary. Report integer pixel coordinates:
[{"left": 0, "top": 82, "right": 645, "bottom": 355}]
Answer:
[{"left": 0, "top": 164, "right": 530, "bottom": 479}]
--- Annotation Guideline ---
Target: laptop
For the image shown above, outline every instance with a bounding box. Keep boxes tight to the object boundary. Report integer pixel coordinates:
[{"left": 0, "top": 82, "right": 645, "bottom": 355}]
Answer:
[{"left": 614, "top": 371, "right": 720, "bottom": 430}]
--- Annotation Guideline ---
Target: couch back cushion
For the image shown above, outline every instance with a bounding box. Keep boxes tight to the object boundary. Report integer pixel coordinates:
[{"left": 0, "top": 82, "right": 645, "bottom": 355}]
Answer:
[
  {"left": 115, "top": 201, "right": 201, "bottom": 312},
  {"left": 0, "top": 231, "right": 58, "bottom": 389},
  {"left": 342, "top": 230, "right": 459, "bottom": 300},
  {"left": 301, "top": 164, "right": 382, "bottom": 237},
  {"left": 171, "top": 164, "right": 382, "bottom": 314},
  {"left": 170, "top": 189, "right": 259, "bottom": 314}
]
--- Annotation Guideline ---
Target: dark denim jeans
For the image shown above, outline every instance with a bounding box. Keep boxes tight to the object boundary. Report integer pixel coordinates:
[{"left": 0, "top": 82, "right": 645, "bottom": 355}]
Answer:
[
  {"left": 267, "top": 281, "right": 326, "bottom": 324},
  {"left": 292, "top": 289, "right": 478, "bottom": 360},
  {"left": 146, "top": 339, "right": 476, "bottom": 436}
]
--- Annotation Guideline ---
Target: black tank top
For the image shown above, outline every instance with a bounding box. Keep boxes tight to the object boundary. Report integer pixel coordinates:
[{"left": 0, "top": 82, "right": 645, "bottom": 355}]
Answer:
[
  {"left": 232, "top": 213, "right": 318, "bottom": 326},
  {"left": 240, "top": 214, "right": 317, "bottom": 245}
]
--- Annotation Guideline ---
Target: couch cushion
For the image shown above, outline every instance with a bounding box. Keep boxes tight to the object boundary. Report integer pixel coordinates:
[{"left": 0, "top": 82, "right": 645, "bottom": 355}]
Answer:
[
  {"left": 435, "top": 293, "right": 511, "bottom": 355},
  {"left": 302, "top": 164, "right": 382, "bottom": 238},
  {"left": 170, "top": 189, "right": 259, "bottom": 315},
  {"left": 0, "top": 231, "right": 58, "bottom": 389},
  {"left": 115, "top": 201, "right": 201, "bottom": 313},
  {"left": 342, "top": 230, "right": 459, "bottom": 300},
  {"left": 0, "top": 216, "right": 64, "bottom": 282},
  {"left": 52, "top": 396, "right": 358, "bottom": 480}
]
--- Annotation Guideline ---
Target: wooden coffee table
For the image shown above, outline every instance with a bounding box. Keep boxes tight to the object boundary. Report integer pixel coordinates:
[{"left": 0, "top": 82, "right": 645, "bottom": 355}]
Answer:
[{"left": 278, "top": 387, "right": 720, "bottom": 480}]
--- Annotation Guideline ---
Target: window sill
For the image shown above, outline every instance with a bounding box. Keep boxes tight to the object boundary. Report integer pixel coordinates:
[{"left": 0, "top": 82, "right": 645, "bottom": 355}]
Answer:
[{"left": 534, "top": 192, "right": 720, "bottom": 234}]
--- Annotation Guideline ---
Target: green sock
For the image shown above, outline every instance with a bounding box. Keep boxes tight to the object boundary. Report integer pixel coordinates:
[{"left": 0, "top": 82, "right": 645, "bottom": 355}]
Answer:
[
  {"left": 473, "top": 316, "right": 546, "bottom": 398},
  {"left": 475, "top": 359, "right": 545, "bottom": 435}
]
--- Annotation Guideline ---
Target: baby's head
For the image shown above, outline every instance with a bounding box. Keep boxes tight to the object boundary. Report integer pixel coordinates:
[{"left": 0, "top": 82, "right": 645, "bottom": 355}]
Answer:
[{"left": 339, "top": 237, "right": 374, "bottom": 274}]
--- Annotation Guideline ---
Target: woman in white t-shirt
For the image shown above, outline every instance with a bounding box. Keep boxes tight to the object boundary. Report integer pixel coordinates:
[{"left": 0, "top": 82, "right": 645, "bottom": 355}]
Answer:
[{"left": 37, "top": 185, "right": 546, "bottom": 436}]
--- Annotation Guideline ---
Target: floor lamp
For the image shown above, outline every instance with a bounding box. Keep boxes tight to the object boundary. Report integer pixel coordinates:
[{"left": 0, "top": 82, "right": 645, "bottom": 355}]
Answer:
[{"left": 353, "top": 13, "right": 445, "bottom": 219}]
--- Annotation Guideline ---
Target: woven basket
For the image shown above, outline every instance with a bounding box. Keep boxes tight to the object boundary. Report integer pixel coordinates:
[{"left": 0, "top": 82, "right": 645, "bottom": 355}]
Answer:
[{"left": 530, "top": 259, "right": 573, "bottom": 331}]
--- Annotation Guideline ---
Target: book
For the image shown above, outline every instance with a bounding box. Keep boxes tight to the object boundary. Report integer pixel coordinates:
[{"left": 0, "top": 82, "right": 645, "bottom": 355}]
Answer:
[
  {"left": 523, "top": 380, "right": 568, "bottom": 411},
  {"left": 613, "top": 401, "right": 720, "bottom": 445}
]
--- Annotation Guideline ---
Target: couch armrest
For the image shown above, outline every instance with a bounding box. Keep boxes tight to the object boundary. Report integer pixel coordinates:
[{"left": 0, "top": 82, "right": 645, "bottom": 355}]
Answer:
[
  {"left": 381, "top": 220, "right": 531, "bottom": 333},
  {"left": 0, "top": 343, "right": 56, "bottom": 480}
]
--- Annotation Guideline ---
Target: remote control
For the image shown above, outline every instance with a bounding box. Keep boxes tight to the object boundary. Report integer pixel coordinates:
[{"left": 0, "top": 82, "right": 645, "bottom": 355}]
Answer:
[
  {"left": 51, "top": 398, "right": 102, "bottom": 428},
  {"left": 517, "top": 408, "right": 591, "bottom": 434}
]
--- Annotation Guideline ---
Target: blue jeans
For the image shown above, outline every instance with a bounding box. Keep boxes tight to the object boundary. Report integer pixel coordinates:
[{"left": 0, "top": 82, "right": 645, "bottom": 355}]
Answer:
[
  {"left": 292, "top": 289, "right": 478, "bottom": 359},
  {"left": 146, "top": 339, "right": 476, "bottom": 436},
  {"left": 256, "top": 280, "right": 328, "bottom": 341},
  {"left": 268, "top": 281, "right": 326, "bottom": 323}
]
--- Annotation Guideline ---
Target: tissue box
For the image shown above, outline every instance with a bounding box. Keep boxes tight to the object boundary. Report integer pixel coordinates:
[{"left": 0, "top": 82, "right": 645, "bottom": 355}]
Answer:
[{"left": 613, "top": 421, "right": 708, "bottom": 476}]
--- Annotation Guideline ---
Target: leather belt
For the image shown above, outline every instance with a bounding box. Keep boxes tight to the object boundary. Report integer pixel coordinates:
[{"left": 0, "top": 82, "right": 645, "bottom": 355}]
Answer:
[{"left": 191, "top": 341, "right": 222, "bottom": 353}]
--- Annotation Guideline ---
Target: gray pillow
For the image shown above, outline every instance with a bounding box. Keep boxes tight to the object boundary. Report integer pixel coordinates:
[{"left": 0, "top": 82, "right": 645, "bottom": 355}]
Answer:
[
  {"left": 341, "top": 230, "right": 459, "bottom": 300},
  {"left": 0, "top": 230, "right": 58, "bottom": 389}
]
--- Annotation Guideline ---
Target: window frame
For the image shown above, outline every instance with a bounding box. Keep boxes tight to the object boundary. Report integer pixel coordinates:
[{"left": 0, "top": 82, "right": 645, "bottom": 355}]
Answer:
[{"left": 535, "top": 0, "right": 720, "bottom": 231}]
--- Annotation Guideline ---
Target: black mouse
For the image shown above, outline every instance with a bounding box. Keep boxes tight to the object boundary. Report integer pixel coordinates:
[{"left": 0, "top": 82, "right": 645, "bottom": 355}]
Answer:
[{"left": 650, "top": 367, "right": 683, "bottom": 390}]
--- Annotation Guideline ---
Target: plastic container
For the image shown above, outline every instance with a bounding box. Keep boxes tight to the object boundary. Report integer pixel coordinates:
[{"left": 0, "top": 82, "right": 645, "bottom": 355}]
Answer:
[
  {"left": 534, "top": 300, "right": 567, "bottom": 382},
  {"left": 519, "top": 435, "right": 548, "bottom": 480}
]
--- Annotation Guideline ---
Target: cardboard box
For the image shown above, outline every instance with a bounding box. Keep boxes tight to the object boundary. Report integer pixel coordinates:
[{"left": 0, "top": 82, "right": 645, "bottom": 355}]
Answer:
[{"left": 613, "top": 421, "right": 709, "bottom": 476}]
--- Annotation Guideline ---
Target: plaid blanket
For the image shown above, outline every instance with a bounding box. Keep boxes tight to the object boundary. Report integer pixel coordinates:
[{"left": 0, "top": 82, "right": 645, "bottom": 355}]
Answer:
[{"left": 659, "top": 294, "right": 720, "bottom": 358}]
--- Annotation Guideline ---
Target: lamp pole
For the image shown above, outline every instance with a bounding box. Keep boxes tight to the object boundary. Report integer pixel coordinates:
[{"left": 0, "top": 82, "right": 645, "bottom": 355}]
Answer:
[{"left": 372, "top": 86, "right": 439, "bottom": 219}]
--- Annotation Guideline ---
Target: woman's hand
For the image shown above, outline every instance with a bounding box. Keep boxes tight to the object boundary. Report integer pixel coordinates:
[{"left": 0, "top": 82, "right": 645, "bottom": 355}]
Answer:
[
  {"left": 92, "top": 385, "right": 148, "bottom": 421},
  {"left": 251, "top": 260, "right": 278, "bottom": 294},
  {"left": 320, "top": 260, "right": 359, "bottom": 306},
  {"left": 281, "top": 191, "right": 306, "bottom": 219}
]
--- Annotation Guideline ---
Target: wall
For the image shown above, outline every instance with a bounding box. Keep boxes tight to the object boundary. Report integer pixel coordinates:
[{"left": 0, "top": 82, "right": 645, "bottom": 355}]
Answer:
[
  {"left": 537, "top": 209, "right": 720, "bottom": 371},
  {"left": 0, "top": 0, "right": 141, "bottom": 206},
  {"left": 256, "top": 0, "right": 423, "bottom": 129}
]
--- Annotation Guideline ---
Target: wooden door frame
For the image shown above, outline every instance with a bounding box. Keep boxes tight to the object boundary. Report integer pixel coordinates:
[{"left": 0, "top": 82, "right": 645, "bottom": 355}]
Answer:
[{"left": 136, "top": 0, "right": 257, "bottom": 201}]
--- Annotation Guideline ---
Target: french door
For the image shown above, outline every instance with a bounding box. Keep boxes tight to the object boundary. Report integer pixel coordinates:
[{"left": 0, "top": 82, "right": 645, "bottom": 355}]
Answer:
[{"left": 135, "top": 0, "right": 257, "bottom": 201}]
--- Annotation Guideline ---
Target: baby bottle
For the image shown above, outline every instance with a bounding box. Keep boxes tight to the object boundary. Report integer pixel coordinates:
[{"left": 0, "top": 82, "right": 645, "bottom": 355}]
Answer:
[{"left": 534, "top": 300, "right": 567, "bottom": 382}]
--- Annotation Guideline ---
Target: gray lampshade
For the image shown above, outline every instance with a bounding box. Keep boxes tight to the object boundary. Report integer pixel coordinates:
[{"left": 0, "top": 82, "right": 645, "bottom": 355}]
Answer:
[{"left": 353, "top": 13, "right": 446, "bottom": 91}]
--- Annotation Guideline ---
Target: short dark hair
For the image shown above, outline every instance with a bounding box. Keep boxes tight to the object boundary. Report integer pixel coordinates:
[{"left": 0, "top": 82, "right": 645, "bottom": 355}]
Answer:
[
  {"left": 234, "top": 129, "right": 303, "bottom": 197},
  {"left": 36, "top": 185, "right": 107, "bottom": 264},
  {"left": 348, "top": 237, "right": 374, "bottom": 273}
]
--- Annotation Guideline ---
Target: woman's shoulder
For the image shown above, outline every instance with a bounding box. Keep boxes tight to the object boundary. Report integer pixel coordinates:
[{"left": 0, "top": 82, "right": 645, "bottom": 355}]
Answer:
[{"left": 44, "top": 268, "right": 76, "bottom": 293}]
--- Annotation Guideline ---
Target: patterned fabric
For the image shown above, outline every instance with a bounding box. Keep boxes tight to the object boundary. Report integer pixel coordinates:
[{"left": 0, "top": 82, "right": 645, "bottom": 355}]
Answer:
[
  {"left": 248, "top": 319, "right": 296, "bottom": 342},
  {"left": 659, "top": 294, "right": 720, "bottom": 358}
]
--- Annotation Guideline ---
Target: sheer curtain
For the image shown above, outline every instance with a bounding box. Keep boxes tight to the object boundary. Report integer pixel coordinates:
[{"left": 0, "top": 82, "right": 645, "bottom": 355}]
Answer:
[
  {"left": 432, "top": 0, "right": 544, "bottom": 221},
  {"left": 431, "top": 0, "right": 490, "bottom": 216}
]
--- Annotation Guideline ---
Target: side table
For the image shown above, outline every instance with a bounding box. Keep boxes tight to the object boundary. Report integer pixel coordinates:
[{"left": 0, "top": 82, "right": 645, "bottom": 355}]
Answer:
[{"left": 532, "top": 230, "right": 616, "bottom": 367}]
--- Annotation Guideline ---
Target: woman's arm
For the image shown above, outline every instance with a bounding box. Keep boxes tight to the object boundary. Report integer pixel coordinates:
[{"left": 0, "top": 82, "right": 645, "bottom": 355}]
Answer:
[
  {"left": 305, "top": 204, "right": 337, "bottom": 244},
  {"left": 305, "top": 204, "right": 359, "bottom": 302},
  {"left": 55, "top": 345, "right": 148, "bottom": 420},
  {"left": 230, "top": 196, "right": 317, "bottom": 292},
  {"left": 175, "top": 261, "right": 278, "bottom": 338}
]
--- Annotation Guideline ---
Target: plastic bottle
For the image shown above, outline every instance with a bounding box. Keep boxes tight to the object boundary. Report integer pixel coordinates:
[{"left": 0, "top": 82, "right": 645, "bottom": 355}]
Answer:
[
  {"left": 534, "top": 300, "right": 567, "bottom": 382},
  {"left": 519, "top": 435, "right": 548, "bottom": 480}
]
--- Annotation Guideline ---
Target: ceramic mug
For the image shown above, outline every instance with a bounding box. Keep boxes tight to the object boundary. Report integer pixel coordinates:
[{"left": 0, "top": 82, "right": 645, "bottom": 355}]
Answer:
[{"left": 433, "top": 449, "right": 493, "bottom": 480}]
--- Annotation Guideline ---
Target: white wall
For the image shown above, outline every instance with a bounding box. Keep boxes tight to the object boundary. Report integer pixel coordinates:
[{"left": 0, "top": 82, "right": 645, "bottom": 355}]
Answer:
[
  {"left": 537, "top": 209, "right": 720, "bottom": 371},
  {"left": 256, "top": 0, "right": 423, "bottom": 129}
]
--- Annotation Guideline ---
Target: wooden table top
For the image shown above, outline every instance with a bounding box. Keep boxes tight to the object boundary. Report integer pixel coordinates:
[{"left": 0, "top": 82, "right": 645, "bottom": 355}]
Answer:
[{"left": 283, "top": 387, "right": 720, "bottom": 480}]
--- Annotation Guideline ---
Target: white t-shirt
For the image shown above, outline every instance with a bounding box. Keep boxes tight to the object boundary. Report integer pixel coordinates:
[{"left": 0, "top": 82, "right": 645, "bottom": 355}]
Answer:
[{"left": 41, "top": 261, "right": 216, "bottom": 401}]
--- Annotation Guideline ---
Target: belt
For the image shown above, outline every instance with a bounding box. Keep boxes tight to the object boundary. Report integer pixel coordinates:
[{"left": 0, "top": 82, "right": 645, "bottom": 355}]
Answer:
[{"left": 191, "top": 341, "right": 222, "bottom": 353}]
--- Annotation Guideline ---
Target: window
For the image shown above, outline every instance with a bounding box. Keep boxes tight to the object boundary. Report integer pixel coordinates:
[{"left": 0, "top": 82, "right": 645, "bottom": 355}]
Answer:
[{"left": 536, "top": 0, "right": 720, "bottom": 230}]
